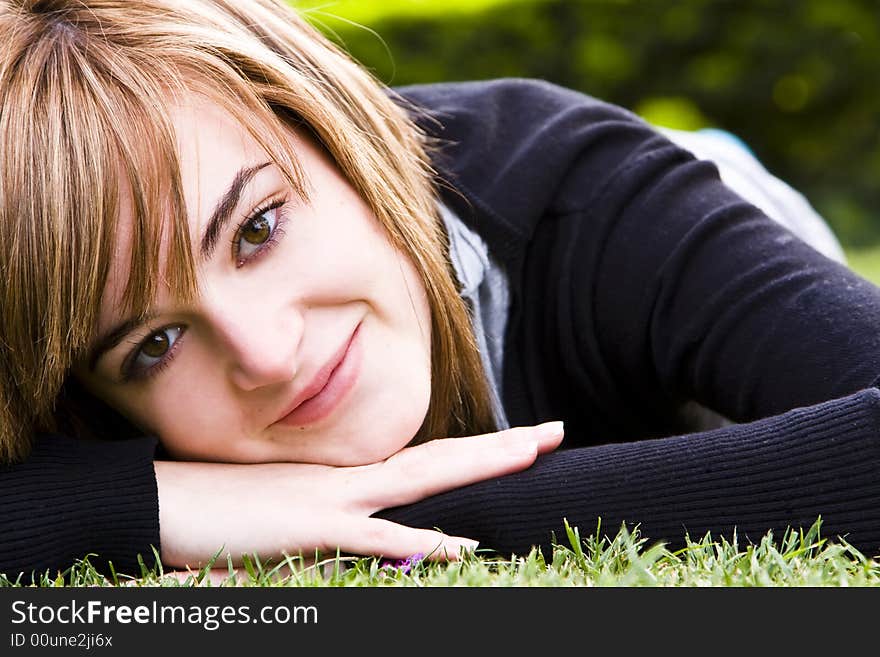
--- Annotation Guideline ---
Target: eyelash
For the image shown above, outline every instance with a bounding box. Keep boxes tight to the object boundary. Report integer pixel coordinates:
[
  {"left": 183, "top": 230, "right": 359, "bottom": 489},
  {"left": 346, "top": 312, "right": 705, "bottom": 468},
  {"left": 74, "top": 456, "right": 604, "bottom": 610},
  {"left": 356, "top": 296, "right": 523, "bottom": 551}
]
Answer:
[
  {"left": 120, "top": 195, "right": 290, "bottom": 382},
  {"left": 231, "top": 195, "right": 289, "bottom": 267},
  {"left": 120, "top": 326, "right": 186, "bottom": 384}
]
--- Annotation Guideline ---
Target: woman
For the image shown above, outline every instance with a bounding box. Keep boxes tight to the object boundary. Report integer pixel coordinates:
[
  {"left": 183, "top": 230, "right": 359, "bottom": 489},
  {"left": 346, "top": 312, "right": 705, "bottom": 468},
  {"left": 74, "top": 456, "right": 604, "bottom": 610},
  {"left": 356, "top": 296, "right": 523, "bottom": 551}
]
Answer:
[{"left": 1, "top": 0, "right": 879, "bottom": 578}]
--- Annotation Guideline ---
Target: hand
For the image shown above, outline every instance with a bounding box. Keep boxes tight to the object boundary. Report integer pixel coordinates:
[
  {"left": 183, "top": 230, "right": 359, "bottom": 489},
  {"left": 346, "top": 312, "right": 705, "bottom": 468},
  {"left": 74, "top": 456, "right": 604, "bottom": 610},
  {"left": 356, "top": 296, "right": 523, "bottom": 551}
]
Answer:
[{"left": 154, "top": 421, "right": 564, "bottom": 569}]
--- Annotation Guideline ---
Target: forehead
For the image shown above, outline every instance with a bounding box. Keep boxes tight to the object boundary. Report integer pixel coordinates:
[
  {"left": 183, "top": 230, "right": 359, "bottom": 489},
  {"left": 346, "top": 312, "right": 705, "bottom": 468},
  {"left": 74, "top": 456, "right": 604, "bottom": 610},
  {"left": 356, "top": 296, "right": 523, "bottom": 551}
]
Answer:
[
  {"left": 95, "top": 96, "right": 275, "bottom": 335},
  {"left": 172, "top": 98, "right": 271, "bottom": 236}
]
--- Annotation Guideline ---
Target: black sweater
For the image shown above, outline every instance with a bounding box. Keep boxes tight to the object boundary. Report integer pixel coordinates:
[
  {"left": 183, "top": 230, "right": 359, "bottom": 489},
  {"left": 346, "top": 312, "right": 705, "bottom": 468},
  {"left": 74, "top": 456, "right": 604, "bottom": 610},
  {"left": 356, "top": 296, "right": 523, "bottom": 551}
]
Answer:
[{"left": 3, "top": 79, "right": 880, "bottom": 577}]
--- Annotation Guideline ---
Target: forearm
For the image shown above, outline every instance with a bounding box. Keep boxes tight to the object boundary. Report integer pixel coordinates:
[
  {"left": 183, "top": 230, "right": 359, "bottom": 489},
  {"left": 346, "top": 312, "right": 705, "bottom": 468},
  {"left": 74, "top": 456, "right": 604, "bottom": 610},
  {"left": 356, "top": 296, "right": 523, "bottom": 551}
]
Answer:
[
  {"left": 405, "top": 78, "right": 880, "bottom": 433},
  {"left": 586, "top": 135, "right": 880, "bottom": 422},
  {"left": 377, "top": 388, "right": 880, "bottom": 559},
  {"left": 0, "top": 435, "right": 160, "bottom": 578}
]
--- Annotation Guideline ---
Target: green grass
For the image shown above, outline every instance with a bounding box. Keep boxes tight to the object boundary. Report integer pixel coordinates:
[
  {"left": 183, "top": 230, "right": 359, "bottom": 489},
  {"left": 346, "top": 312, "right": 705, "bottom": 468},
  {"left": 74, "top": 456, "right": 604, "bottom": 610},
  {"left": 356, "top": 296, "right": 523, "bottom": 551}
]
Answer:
[
  {"left": 3, "top": 519, "right": 879, "bottom": 587},
  {"left": 293, "top": 0, "right": 536, "bottom": 24},
  {"left": 844, "top": 245, "right": 880, "bottom": 286}
]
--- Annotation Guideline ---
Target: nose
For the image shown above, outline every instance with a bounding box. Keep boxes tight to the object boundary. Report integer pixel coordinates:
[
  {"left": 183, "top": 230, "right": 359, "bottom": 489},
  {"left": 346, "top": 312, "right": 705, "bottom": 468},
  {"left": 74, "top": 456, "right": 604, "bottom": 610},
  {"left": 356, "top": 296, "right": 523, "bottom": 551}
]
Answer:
[{"left": 201, "top": 289, "right": 303, "bottom": 392}]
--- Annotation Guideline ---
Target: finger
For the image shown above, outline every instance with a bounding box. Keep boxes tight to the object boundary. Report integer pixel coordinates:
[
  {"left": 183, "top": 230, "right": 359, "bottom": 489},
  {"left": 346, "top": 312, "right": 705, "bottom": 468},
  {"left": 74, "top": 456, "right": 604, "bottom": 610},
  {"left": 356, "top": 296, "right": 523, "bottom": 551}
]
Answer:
[
  {"left": 535, "top": 420, "right": 565, "bottom": 454},
  {"left": 335, "top": 516, "right": 479, "bottom": 561},
  {"left": 360, "top": 421, "right": 564, "bottom": 509}
]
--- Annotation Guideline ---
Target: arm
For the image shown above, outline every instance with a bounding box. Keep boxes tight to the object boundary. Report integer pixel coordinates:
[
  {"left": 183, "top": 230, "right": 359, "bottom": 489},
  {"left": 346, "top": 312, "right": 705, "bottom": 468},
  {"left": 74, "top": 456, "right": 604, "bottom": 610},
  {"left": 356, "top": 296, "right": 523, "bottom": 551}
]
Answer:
[
  {"left": 401, "top": 78, "right": 880, "bottom": 426},
  {"left": 386, "top": 79, "right": 880, "bottom": 557},
  {"left": 378, "top": 388, "right": 880, "bottom": 558},
  {"left": 0, "top": 423, "right": 563, "bottom": 578},
  {"left": 0, "top": 434, "right": 159, "bottom": 578}
]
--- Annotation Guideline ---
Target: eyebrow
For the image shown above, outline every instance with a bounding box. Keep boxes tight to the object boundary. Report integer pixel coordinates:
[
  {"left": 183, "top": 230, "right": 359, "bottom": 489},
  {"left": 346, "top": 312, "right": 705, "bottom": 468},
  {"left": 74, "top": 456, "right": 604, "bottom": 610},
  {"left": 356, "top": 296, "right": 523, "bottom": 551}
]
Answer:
[
  {"left": 86, "top": 161, "right": 271, "bottom": 372},
  {"left": 199, "top": 161, "right": 271, "bottom": 259}
]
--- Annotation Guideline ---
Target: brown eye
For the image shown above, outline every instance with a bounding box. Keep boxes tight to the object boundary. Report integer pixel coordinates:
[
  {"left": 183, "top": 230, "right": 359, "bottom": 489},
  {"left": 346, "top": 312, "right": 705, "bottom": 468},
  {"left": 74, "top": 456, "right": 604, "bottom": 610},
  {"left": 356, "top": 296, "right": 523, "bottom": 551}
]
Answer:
[
  {"left": 141, "top": 331, "right": 170, "bottom": 358},
  {"left": 126, "top": 326, "right": 184, "bottom": 380},
  {"left": 241, "top": 215, "right": 271, "bottom": 245},
  {"left": 236, "top": 203, "right": 282, "bottom": 262}
]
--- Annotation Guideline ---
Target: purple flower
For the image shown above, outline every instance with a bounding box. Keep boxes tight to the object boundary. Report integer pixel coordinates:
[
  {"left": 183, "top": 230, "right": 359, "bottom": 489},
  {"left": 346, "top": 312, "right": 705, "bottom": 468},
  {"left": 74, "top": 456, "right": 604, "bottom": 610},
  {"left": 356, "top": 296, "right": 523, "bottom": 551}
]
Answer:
[{"left": 380, "top": 553, "right": 425, "bottom": 575}]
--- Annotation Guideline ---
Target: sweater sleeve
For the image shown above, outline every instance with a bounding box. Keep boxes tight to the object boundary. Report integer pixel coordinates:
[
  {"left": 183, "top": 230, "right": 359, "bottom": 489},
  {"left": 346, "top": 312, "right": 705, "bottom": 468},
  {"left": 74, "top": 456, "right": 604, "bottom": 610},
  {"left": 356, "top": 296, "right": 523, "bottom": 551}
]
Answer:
[
  {"left": 581, "top": 123, "right": 880, "bottom": 425},
  {"left": 378, "top": 388, "right": 880, "bottom": 558},
  {"left": 0, "top": 434, "right": 160, "bottom": 579}
]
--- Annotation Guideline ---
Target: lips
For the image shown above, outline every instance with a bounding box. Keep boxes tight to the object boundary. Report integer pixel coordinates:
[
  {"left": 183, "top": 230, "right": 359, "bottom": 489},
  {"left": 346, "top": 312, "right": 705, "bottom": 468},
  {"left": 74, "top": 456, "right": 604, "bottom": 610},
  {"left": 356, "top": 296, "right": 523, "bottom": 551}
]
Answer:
[{"left": 274, "top": 322, "right": 362, "bottom": 427}]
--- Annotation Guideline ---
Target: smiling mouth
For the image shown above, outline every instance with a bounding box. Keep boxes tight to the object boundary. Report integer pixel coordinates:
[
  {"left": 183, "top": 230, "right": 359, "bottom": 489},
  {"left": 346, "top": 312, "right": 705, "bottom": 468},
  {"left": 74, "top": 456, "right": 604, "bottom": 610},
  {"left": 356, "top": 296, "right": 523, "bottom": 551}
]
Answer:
[{"left": 274, "top": 322, "right": 362, "bottom": 427}]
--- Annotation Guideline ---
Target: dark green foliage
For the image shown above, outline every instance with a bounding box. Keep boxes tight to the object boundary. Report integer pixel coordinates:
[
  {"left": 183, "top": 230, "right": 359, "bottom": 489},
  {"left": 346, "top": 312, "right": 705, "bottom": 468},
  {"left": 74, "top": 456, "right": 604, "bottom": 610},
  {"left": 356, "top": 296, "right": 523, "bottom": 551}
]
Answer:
[{"left": 311, "top": 0, "right": 880, "bottom": 246}]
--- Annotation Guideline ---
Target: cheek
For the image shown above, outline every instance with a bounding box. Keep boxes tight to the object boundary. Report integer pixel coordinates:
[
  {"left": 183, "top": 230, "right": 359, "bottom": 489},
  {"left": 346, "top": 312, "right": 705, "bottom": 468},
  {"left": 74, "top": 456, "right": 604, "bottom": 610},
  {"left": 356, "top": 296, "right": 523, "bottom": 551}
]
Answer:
[
  {"left": 339, "top": 314, "right": 432, "bottom": 465},
  {"left": 152, "top": 385, "right": 252, "bottom": 461},
  {"left": 97, "top": 372, "right": 238, "bottom": 460}
]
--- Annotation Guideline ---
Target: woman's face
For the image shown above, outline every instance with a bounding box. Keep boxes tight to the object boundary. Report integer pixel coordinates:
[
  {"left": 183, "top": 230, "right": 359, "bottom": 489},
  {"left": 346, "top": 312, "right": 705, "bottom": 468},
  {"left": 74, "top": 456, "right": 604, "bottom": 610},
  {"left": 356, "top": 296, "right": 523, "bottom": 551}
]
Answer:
[{"left": 75, "top": 98, "right": 433, "bottom": 466}]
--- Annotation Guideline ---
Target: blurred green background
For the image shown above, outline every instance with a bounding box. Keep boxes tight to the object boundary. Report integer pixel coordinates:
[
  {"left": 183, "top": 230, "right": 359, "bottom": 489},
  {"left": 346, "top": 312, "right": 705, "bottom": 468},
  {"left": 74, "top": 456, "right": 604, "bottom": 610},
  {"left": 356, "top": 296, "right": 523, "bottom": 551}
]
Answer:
[{"left": 292, "top": 0, "right": 880, "bottom": 280}]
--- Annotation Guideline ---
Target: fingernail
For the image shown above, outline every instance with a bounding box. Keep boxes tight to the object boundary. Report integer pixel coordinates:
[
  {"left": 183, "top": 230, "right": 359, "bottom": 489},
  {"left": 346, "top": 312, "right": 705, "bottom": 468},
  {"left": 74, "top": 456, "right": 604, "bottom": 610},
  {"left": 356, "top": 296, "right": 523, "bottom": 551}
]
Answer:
[
  {"left": 537, "top": 420, "right": 564, "bottom": 438},
  {"left": 453, "top": 539, "right": 479, "bottom": 556}
]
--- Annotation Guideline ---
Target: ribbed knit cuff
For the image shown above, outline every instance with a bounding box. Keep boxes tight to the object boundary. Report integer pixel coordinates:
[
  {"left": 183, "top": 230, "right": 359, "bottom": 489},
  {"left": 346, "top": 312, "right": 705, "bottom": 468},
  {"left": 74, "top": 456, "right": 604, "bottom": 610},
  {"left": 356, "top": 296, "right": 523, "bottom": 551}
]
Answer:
[
  {"left": 0, "top": 434, "right": 160, "bottom": 579},
  {"left": 377, "top": 388, "right": 880, "bottom": 559}
]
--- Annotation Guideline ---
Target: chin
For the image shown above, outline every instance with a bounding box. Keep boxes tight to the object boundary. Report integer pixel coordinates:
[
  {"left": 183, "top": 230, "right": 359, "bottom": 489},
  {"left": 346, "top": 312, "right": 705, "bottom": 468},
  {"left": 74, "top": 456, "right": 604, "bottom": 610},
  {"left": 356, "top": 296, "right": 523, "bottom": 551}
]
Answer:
[{"left": 334, "top": 397, "right": 429, "bottom": 466}]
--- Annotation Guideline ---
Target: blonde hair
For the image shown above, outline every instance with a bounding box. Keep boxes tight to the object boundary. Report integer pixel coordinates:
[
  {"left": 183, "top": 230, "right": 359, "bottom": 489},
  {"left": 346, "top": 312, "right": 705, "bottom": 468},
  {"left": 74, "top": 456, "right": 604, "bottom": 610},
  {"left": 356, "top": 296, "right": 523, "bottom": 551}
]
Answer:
[{"left": 0, "top": 0, "right": 496, "bottom": 463}]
